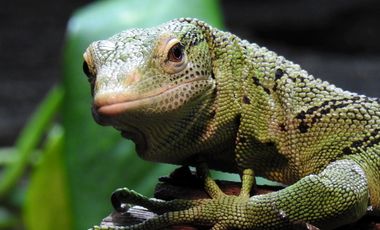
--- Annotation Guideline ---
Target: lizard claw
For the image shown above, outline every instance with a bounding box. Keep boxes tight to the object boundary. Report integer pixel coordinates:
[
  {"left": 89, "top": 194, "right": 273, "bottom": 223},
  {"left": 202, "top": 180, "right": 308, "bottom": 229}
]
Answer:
[{"left": 93, "top": 166, "right": 257, "bottom": 229}]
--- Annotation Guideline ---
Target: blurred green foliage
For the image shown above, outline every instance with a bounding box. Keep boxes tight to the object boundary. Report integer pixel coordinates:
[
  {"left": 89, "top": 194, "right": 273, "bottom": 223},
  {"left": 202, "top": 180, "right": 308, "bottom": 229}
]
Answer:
[
  {"left": 24, "top": 125, "right": 71, "bottom": 230},
  {"left": 0, "top": 0, "right": 223, "bottom": 229},
  {"left": 0, "top": 86, "right": 64, "bottom": 229}
]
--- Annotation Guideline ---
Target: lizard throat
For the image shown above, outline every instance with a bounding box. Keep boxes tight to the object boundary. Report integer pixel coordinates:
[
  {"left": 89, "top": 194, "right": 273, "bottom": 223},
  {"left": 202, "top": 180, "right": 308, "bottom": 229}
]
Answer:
[{"left": 95, "top": 77, "right": 209, "bottom": 116}]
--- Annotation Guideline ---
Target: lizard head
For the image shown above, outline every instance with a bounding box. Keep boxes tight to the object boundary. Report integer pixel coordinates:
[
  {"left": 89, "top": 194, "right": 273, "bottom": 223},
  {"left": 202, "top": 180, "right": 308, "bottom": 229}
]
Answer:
[{"left": 82, "top": 19, "right": 216, "bottom": 158}]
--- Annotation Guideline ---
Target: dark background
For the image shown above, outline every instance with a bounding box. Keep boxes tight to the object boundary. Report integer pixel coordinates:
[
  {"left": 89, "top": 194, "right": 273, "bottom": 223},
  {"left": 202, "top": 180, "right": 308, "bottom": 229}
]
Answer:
[{"left": 1, "top": 0, "right": 380, "bottom": 146}]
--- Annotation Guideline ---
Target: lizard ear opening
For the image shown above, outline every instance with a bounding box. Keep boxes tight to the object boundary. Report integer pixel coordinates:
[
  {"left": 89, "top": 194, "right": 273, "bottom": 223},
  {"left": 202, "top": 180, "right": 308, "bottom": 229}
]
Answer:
[{"left": 162, "top": 38, "right": 187, "bottom": 74}]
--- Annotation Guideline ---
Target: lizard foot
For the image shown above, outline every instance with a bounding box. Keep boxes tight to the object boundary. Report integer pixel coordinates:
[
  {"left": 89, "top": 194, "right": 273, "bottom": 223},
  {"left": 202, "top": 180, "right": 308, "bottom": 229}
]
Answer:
[{"left": 93, "top": 166, "right": 256, "bottom": 230}]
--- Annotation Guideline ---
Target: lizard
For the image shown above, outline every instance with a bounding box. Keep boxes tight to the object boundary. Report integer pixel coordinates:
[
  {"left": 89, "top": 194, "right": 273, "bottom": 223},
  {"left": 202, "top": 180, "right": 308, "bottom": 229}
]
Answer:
[{"left": 82, "top": 18, "right": 380, "bottom": 229}]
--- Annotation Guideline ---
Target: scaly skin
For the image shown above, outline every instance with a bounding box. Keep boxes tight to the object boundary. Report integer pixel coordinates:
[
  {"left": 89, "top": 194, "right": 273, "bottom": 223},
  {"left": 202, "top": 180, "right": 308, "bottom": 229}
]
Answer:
[{"left": 83, "top": 18, "right": 380, "bottom": 229}]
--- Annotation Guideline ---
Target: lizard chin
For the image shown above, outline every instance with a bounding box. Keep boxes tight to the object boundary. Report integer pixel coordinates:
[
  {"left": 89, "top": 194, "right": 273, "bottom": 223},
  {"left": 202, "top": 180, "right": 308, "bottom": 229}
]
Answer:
[
  {"left": 120, "top": 129, "right": 148, "bottom": 154},
  {"left": 91, "top": 106, "right": 147, "bottom": 153}
]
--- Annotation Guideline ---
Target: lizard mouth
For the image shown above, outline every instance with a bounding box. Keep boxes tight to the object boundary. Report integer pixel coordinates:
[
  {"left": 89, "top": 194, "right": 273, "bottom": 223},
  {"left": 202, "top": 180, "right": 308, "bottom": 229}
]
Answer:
[
  {"left": 95, "top": 77, "right": 209, "bottom": 116},
  {"left": 92, "top": 106, "right": 148, "bottom": 153}
]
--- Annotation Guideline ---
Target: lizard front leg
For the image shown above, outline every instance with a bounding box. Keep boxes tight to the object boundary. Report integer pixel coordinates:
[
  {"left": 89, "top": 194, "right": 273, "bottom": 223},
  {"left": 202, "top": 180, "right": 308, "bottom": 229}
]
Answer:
[{"left": 94, "top": 159, "right": 369, "bottom": 230}]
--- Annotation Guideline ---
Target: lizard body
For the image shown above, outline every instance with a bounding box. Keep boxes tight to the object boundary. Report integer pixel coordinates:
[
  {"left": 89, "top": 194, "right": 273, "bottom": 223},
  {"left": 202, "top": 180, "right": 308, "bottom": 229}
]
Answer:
[{"left": 83, "top": 18, "right": 380, "bottom": 229}]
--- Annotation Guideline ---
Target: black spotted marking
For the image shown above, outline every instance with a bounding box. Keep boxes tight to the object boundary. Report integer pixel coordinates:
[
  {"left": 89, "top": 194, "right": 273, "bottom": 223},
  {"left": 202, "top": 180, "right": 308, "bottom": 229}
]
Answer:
[
  {"left": 190, "top": 38, "right": 201, "bottom": 46},
  {"left": 242, "top": 95, "right": 251, "bottom": 104},
  {"left": 295, "top": 97, "right": 363, "bottom": 132},
  {"left": 295, "top": 111, "right": 306, "bottom": 120},
  {"left": 211, "top": 33, "right": 217, "bottom": 41},
  {"left": 274, "top": 68, "right": 284, "bottom": 80},
  {"left": 351, "top": 140, "right": 364, "bottom": 148},
  {"left": 310, "top": 102, "right": 351, "bottom": 125},
  {"left": 252, "top": 76, "right": 271, "bottom": 95},
  {"left": 357, "top": 129, "right": 380, "bottom": 149},
  {"left": 342, "top": 147, "right": 352, "bottom": 155},
  {"left": 367, "top": 130, "right": 380, "bottom": 148},
  {"left": 180, "top": 29, "right": 205, "bottom": 47},
  {"left": 342, "top": 129, "right": 380, "bottom": 155},
  {"left": 252, "top": 76, "right": 260, "bottom": 86},
  {"left": 279, "top": 123, "right": 287, "bottom": 132},
  {"left": 298, "top": 122, "right": 309, "bottom": 133}
]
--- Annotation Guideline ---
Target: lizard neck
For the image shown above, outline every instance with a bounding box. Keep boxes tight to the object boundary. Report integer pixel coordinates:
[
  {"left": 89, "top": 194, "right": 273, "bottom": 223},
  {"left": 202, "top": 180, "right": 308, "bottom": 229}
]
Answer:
[
  {"left": 210, "top": 29, "right": 280, "bottom": 144},
  {"left": 187, "top": 31, "right": 283, "bottom": 172},
  {"left": 134, "top": 83, "right": 225, "bottom": 165}
]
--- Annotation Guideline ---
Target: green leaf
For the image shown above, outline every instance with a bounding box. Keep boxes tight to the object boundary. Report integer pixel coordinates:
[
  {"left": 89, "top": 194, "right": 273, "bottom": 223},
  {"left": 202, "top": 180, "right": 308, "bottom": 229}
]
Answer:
[
  {"left": 0, "top": 207, "right": 17, "bottom": 229},
  {"left": 0, "top": 86, "right": 63, "bottom": 199},
  {"left": 23, "top": 125, "right": 72, "bottom": 230},
  {"left": 62, "top": 0, "right": 223, "bottom": 229}
]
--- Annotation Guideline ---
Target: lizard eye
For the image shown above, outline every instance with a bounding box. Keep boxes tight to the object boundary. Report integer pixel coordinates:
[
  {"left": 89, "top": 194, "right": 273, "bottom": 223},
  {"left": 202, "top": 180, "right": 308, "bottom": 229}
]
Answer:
[
  {"left": 167, "top": 42, "right": 184, "bottom": 62},
  {"left": 162, "top": 38, "right": 187, "bottom": 74}
]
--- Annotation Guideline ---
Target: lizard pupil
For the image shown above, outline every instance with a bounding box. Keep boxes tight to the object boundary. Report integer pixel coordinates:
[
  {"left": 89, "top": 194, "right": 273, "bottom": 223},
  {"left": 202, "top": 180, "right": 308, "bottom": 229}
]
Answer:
[{"left": 168, "top": 43, "right": 184, "bottom": 62}]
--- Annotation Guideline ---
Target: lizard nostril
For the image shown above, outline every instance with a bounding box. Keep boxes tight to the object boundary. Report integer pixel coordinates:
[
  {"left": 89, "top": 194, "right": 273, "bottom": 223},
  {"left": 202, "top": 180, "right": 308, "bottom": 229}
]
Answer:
[
  {"left": 83, "top": 61, "right": 97, "bottom": 96},
  {"left": 82, "top": 49, "right": 96, "bottom": 80},
  {"left": 83, "top": 61, "right": 91, "bottom": 78}
]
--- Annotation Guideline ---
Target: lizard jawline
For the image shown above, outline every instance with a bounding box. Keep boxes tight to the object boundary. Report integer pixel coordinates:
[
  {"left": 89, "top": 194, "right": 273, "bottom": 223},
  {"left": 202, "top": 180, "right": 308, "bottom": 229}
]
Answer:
[{"left": 96, "top": 77, "right": 208, "bottom": 116}]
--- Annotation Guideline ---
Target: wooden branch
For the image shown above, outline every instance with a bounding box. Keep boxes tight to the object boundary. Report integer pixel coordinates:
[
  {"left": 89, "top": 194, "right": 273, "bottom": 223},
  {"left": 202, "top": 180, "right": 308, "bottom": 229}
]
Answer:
[{"left": 99, "top": 166, "right": 380, "bottom": 230}]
